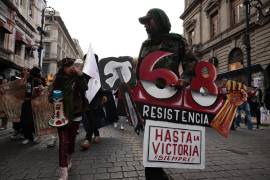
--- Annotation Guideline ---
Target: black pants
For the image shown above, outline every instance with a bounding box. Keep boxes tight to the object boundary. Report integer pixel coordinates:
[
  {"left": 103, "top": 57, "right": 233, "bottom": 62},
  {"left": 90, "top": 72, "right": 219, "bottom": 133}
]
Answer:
[
  {"left": 13, "top": 122, "right": 22, "bottom": 133},
  {"left": 82, "top": 109, "right": 100, "bottom": 141},
  {"left": 20, "top": 100, "right": 35, "bottom": 141},
  {"left": 145, "top": 167, "right": 169, "bottom": 180},
  {"left": 104, "top": 93, "right": 118, "bottom": 123}
]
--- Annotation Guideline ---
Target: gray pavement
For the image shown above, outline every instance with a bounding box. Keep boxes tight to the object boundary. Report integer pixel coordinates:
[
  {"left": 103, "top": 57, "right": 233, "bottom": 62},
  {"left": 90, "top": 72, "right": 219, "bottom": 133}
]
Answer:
[{"left": 0, "top": 122, "right": 270, "bottom": 180}]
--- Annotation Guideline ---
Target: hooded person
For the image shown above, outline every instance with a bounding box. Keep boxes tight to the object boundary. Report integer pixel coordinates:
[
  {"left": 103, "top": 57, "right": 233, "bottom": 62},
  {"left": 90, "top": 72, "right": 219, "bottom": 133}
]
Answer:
[
  {"left": 137, "top": 8, "right": 198, "bottom": 180},
  {"left": 138, "top": 8, "right": 197, "bottom": 85}
]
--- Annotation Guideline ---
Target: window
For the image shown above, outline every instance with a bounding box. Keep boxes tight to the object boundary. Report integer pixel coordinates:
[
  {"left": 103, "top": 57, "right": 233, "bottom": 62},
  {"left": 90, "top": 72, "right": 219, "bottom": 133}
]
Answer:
[
  {"left": 24, "top": 46, "right": 34, "bottom": 59},
  {"left": 0, "top": 31, "right": 5, "bottom": 48},
  {"left": 231, "top": 0, "right": 245, "bottom": 25},
  {"left": 28, "top": 0, "right": 34, "bottom": 18},
  {"left": 42, "top": 63, "right": 49, "bottom": 76},
  {"left": 15, "top": 42, "right": 22, "bottom": 56},
  {"left": 228, "top": 48, "right": 244, "bottom": 71},
  {"left": 188, "top": 29, "right": 195, "bottom": 45},
  {"left": 210, "top": 12, "right": 219, "bottom": 38},
  {"left": 44, "top": 43, "right": 50, "bottom": 58},
  {"left": 57, "top": 45, "right": 61, "bottom": 60}
]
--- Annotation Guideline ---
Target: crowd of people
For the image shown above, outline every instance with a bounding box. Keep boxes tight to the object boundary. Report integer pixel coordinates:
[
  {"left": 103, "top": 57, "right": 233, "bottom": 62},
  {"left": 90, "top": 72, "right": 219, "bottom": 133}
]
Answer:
[{"left": 0, "top": 8, "right": 270, "bottom": 180}]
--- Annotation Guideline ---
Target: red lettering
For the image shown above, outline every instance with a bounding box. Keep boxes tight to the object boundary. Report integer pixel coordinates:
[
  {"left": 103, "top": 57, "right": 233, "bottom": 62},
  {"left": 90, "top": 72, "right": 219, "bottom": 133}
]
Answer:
[
  {"left": 166, "top": 144, "right": 171, "bottom": 155},
  {"left": 173, "top": 131, "right": 178, "bottom": 142},
  {"left": 155, "top": 129, "right": 163, "bottom": 141},
  {"left": 172, "top": 144, "right": 177, "bottom": 155},
  {"left": 161, "top": 142, "right": 164, "bottom": 154},
  {"left": 180, "top": 131, "right": 185, "bottom": 143},
  {"left": 194, "top": 135, "right": 200, "bottom": 141},
  {"left": 186, "top": 132, "right": 192, "bottom": 143},
  {"left": 191, "top": 61, "right": 218, "bottom": 96},
  {"left": 152, "top": 142, "right": 160, "bottom": 154},
  {"left": 192, "top": 145, "right": 199, "bottom": 156},
  {"left": 165, "top": 130, "right": 171, "bottom": 142},
  {"left": 158, "top": 155, "right": 163, "bottom": 160},
  {"left": 178, "top": 144, "right": 183, "bottom": 155},
  {"left": 184, "top": 145, "right": 188, "bottom": 156},
  {"left": 171, "top": 156, "right": 178, "bottom": 161}
]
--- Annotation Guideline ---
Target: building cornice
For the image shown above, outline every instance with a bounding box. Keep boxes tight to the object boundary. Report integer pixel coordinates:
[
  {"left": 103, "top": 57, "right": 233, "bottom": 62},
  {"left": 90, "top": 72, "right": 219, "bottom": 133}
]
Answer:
[
  {"left": 180, "top": 0, "right": 201, "bottom": 20},
  {"left": 53, "top": 16, "right": 79, "bottom": 55}
]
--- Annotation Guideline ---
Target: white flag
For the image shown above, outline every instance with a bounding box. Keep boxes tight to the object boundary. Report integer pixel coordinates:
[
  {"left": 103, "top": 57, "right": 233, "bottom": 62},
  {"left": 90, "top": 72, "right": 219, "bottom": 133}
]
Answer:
[{"left": 83, "top": 44, "right": 101, "bottom": 104}]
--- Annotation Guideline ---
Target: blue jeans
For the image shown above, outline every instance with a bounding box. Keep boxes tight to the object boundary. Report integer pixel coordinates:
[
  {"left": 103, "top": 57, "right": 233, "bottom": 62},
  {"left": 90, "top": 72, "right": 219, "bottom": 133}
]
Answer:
[{"left": 236, "top": 102, "right": 253, "bottom": 129}]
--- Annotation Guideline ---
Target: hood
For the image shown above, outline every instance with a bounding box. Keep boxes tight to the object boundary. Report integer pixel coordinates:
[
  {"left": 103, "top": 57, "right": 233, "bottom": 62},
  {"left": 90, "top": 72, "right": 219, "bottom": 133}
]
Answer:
[{"left": 139, "top": 8, "right": 171, "bottom": 35}]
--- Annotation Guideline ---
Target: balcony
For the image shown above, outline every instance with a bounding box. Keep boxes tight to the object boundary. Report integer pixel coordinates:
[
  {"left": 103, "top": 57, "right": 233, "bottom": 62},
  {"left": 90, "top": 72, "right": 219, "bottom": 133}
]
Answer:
[{"left": 0, "top": 47, "right": 12, "bottom": 61}]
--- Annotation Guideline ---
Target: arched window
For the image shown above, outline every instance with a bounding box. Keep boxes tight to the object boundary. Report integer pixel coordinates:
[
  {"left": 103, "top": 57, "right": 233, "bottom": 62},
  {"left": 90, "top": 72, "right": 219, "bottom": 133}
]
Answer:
[
  {"left": 28, "top": 0, "right": 34, "bottom": 18},
  {"left": 228, "top": 48, "right": 243, "bottom": 71}
]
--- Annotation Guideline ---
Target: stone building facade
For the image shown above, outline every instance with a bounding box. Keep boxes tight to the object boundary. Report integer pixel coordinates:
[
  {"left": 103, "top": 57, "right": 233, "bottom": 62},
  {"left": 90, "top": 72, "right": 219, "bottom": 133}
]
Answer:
[
  {"left": 181, "top": 0, "right": 270, "bottom": 89},
  {"left": 0, "top": 0, "right": 46, "bottom": 80},
  {"left": 42, "top": 11, "right": 83, "bottom": 76}
]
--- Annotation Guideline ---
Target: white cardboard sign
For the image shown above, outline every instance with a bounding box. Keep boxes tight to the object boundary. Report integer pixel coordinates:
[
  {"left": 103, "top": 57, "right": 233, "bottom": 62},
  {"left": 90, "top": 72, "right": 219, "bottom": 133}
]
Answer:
[{"left": 143, "top": 120, "right": 205, "bottom": 169}]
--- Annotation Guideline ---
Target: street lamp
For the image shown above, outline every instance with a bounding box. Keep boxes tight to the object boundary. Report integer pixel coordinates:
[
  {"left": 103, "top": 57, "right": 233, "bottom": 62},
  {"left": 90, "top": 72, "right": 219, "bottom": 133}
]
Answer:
[
  {"left": 37, "top": 6, "right": 55, "bottom": 69},
  {"left": 243, "top": 0, "right": 269, "bottom": 86}
]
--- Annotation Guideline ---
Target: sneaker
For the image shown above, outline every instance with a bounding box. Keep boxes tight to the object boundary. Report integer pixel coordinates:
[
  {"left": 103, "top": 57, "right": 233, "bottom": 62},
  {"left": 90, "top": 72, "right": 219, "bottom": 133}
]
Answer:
[
  {"left": 22, "top": 139, "right": 30, "bottom": 144},
  {"left": 59, "top": 167, "right": 68, "bottom": 180},
  {"left": 33, "top": 136, "right": 40, "bottom": 144},
  {"left": 94, "top": 136, "right": 101, "bottom": 144},
  {"left": 80, "top": 139, "right": 90, "bottom": 151},
  {"left": 113, "top": 122, "right": 118, "bottom": 128},
  {"left": 120, "top": 124, "right": 125, "bottom": 130},
  {"left": 47, "top": 136, "right": 56, "bottom": 148},
  {"left": 67, "top": 162, "right": 72, "bottom": 171},
  {"left": 10, "top": 133, "right": 24, "bottom": 140}
]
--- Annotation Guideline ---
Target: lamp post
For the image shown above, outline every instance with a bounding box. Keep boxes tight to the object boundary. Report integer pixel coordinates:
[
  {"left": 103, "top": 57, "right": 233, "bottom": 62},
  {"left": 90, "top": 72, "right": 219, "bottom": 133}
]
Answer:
[
  {"left": 37, "top": 6, "right": 55, "bottom": 69},
  {"left": 243, "top": 0, "right": 269, "bottom": 86}
]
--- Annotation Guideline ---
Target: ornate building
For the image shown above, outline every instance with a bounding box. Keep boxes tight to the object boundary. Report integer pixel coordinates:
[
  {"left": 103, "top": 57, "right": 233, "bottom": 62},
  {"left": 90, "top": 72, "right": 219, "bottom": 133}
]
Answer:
[
  {"left": 42, "top": 11, "right": 83, "bottom": 76},
  {"left": 181, "top": 0, "right": 270, "bottom": 89},
  {"left": 0, "top": 0, "right": 46, "bottom": 80}
]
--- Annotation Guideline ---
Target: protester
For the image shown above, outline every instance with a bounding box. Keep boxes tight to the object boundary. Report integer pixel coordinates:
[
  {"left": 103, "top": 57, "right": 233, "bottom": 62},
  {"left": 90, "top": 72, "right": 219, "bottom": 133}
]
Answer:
[
  {"left": 114, "top": 89, "right": 126, "bottom": 130},
  {"left": 264, "top": 86, "right": 270, "bottom": 110},
  {"left": 0, "top": 78, "right": 8, "bottom": 130},
  {"left": 137, "top": 8, "right": 197, "bottom": 180},
  {"left": 80, "top": 54, "right": 108, "bottom": 150},
  {"left": 20, "top": 67, "right": 45, "bottom": 144},
  {"left": 235, "top": 100, "right": 253, "bottom": 130},
  {"left": 249, "top": 87, "right": 264, "bottom": 129},
  {"left": 103, "top": 90, "right": 118, "bottom": 126},
  {"left": 49, "top": 58, "right": 88, "bottom": 180}
]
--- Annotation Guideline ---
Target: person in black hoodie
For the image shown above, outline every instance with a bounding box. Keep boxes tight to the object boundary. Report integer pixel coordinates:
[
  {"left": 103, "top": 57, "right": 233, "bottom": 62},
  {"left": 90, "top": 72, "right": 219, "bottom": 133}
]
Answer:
[{"left": 138, "top": 8, "right": 197, "bottom": 180}]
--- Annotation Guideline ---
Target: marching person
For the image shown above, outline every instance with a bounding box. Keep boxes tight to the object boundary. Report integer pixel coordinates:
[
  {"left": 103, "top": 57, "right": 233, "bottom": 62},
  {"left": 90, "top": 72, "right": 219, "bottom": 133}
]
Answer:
[
  {"left": 80, "top": 54, "right": 108, "bottom": 150},
  {"left": 20, "top": 67, "right": 45, "bottom": 144},
  {"left": 0, "top": 78, "right": 8, "bottom": 130},
  {"left": 137, "top": 8, "right": 197, "bottom": 180},
  {"left": 49, "top": 58, "right": 88, "bottom": 180}
]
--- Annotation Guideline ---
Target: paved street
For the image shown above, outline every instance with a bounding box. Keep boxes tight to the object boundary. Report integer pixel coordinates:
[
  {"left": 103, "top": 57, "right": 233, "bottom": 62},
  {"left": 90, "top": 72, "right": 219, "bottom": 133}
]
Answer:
[{"left": 0, "top": 121, "right": 270, "bottom": 180}]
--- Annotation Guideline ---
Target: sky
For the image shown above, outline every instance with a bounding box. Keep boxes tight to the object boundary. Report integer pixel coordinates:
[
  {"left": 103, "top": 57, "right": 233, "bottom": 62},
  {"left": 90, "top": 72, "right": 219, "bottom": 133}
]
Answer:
[{"left": 47, "top": 0, "right": 185, "bottom": 59}]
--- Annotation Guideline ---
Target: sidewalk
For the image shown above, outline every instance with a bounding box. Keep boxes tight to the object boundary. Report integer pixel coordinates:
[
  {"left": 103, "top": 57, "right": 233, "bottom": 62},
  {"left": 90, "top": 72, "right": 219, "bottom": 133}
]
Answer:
[{"left": 0, "top": 121, "right": 270, "bottom": 180}]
